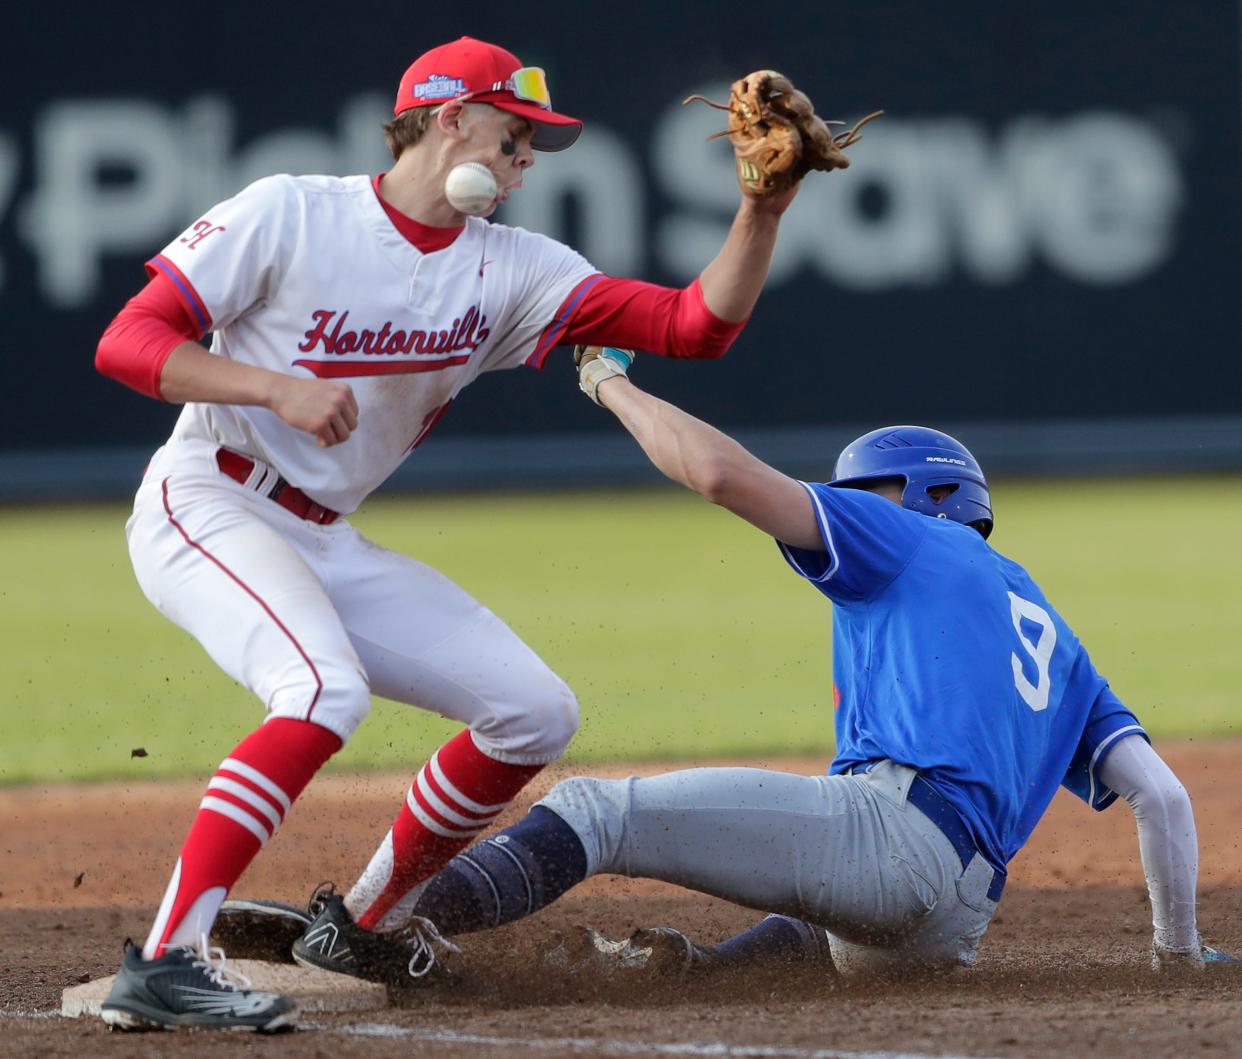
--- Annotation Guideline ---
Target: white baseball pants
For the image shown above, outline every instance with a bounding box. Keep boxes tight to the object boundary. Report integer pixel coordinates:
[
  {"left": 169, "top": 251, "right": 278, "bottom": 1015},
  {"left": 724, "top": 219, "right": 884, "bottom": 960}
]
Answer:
[
  {"left": 539, "top": 759, "right": 999, "bottom": 974},
  {"left": 125, "top": 440, "right": 578, "bottom": 763}
]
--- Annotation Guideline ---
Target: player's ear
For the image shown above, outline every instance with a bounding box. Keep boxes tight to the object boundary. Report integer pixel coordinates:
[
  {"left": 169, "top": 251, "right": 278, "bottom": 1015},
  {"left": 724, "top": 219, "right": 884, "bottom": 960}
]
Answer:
[{"left": 436, "top": 101, "right": 469, "bottom": 142}]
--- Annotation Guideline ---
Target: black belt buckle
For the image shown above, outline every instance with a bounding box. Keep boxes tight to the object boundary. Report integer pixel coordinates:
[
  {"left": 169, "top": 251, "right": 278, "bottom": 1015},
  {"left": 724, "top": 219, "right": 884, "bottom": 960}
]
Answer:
[{"left": 267, "top": 477, "right": 288, "bottom": 502}]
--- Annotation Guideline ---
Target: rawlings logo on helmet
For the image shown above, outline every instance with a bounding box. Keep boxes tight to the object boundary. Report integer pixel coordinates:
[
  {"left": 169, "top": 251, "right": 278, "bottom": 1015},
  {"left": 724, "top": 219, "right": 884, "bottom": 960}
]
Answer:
[{"left": 831, "top": 425, "right": 995, "bottom": 540}]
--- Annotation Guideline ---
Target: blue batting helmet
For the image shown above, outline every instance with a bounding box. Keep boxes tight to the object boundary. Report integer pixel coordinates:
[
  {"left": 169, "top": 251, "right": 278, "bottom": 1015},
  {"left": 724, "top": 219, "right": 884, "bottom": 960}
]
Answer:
[{"left": 830, "top": 425, "right": 994, "bottom": 539}]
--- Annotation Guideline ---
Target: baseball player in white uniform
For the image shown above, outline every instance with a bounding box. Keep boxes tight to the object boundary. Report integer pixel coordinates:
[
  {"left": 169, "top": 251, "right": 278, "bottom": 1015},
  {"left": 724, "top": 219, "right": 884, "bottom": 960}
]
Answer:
[{"left": 93, "top": 37, "right": 813, "bottom": 1031}]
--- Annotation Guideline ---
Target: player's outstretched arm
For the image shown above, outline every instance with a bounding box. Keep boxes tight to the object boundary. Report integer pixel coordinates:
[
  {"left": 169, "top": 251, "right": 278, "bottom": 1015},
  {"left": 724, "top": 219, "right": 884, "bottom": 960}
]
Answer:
[
  {"left": 689, "top": 70, "right": 877, "bottom": 323},
  {"left": 562, "top": 79, "right": 878, "bottom": 360},
  {"left": 577, "top": 348, "right": 820, "bottom": 549},
  {"left": 1095, "top": 734, "right": 1217, "bottom": 968}
]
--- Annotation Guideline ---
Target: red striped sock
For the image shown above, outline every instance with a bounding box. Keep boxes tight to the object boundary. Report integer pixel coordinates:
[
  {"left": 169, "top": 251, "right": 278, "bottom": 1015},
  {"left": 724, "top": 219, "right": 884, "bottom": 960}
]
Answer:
[
  {"left": 351, "top": 729, "right": 542, "bottom": 930},
  {"left": 143, "top": 718, "right": 341, "bottom": 958}
]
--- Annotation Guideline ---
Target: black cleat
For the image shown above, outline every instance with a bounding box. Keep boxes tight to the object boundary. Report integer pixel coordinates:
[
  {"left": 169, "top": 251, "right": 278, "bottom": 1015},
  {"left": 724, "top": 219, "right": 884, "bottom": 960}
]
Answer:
[
  {"left": 212, "top": 898, "right": 311, "bottom": 963},
  {"left": 99, "top": 938, "right": 297, "bottom": 1032},
  {"left": 291, "top": 885, "right": 458, "bottom": 987}
]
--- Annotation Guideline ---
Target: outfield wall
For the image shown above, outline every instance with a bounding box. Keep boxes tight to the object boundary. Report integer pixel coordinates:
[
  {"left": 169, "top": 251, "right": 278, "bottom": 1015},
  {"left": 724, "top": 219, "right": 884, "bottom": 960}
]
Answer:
[{"left": 2, "top": 1, "right": 1240, "bottom": 498}]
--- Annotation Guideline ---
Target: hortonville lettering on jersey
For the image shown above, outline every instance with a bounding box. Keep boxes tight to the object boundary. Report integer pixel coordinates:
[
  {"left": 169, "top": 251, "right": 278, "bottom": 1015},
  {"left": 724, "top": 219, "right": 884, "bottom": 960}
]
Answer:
[{"left": 297, "top": 307, "right": 491, "bottom": 358}]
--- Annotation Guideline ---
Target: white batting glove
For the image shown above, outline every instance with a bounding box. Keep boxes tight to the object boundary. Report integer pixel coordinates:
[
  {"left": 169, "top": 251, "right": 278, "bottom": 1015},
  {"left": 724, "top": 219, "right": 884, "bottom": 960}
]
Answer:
[{"left": 574, "top": 345, "right": 635, "bottom": 405}]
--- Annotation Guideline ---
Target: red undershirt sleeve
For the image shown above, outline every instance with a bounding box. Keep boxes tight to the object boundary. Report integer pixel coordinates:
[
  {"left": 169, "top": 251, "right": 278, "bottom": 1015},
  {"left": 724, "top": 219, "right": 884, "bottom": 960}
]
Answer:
[
  {"left": 554, "top": 275, "right": 747, "bottom": 362},
  {"left": 95, "top": 270, "right": 206, "bottom": 400}
]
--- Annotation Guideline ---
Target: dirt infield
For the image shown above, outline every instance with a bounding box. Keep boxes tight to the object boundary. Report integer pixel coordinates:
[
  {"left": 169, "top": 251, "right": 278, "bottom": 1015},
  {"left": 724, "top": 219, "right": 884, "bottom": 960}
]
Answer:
[{"left": 4, "top": 742, "right": 1242, "bottom": 1057}]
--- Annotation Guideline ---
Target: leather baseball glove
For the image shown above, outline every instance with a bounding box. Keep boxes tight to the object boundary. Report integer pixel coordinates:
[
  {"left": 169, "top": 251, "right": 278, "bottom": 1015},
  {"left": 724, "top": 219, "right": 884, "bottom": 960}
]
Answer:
[{"left": 685, "top": 71, "right": 883, "bottom": 198}]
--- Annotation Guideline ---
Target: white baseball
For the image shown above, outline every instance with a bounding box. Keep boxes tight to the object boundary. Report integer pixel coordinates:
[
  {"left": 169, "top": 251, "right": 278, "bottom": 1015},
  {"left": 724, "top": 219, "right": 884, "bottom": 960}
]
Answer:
[{"left": 445, "top": 162, "right": 498, "bottom": 215}]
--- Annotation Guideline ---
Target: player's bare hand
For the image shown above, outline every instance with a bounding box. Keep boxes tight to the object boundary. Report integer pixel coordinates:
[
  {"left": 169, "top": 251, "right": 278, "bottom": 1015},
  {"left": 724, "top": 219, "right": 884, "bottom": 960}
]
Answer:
[{"left": 268, "top": 377, "right": 359, "bottom": 447}]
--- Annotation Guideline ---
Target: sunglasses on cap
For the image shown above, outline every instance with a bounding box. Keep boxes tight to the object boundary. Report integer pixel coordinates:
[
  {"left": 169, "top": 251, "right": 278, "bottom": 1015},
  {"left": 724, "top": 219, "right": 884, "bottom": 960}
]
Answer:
[{"left": 492, "top": 67, "right": 551, "bottom": 110}]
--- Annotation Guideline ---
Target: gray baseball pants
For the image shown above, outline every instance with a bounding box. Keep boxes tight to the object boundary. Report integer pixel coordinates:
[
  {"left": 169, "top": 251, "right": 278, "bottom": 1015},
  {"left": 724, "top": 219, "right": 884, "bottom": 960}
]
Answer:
[{"left": 538, "top": 759, "right": 1000, "bottom": 974}]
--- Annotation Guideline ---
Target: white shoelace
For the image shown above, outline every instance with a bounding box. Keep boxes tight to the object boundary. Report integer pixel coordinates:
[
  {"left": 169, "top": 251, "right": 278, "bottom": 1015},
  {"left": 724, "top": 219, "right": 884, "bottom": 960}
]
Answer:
[
  {"left": 188, "top": 933, "right": 254, "bottom": 991},
  {"left": 399, "top": 917, "right": 462, "bottom": 978}
]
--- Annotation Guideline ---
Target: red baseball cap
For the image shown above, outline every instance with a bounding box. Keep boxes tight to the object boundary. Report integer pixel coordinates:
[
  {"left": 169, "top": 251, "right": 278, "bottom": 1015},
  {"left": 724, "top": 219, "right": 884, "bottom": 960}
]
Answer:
[{"left": 394, "top": 37, "right": 582, "bottom": 152}]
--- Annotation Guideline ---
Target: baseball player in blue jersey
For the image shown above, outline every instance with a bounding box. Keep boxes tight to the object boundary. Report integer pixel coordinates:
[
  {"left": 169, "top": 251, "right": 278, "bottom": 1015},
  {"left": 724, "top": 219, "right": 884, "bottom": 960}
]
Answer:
[{"left": 220, "top": 345, "right": 1235, "bottom": 980}]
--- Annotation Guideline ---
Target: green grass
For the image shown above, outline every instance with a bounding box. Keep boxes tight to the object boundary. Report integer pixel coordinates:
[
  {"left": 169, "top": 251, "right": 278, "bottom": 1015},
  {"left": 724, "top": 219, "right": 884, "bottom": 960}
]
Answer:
[{"left": 2, "top": 476, "right": 1240, "bottom": 785}]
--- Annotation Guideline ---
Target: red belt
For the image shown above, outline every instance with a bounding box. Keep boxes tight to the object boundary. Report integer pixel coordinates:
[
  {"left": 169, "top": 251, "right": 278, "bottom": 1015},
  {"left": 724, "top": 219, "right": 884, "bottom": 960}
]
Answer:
[{"left": 215, "top": 448, "right": 341, "bottom": 526}]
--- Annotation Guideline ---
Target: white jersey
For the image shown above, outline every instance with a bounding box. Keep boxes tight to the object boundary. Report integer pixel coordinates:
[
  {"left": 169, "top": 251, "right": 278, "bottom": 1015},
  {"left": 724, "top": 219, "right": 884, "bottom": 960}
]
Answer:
[{"left": 151, "top": 173, "right": 597, "bottom": 513}]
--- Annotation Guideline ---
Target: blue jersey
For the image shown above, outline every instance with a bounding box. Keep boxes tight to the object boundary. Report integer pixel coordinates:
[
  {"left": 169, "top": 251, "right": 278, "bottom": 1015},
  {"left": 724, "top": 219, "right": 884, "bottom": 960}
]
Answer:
[{"left": 779, "top": 483, "right": 1145, "bottom": 874}]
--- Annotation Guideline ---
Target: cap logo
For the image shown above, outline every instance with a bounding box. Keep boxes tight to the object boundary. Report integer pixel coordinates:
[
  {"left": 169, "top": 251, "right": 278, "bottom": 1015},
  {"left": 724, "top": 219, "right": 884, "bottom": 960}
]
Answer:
[
  {"left": 413, "top": 74, "right": 468, "bottom": 101},
  {"left": 925, "top": 456, "right": 967, "bottom": 466}
]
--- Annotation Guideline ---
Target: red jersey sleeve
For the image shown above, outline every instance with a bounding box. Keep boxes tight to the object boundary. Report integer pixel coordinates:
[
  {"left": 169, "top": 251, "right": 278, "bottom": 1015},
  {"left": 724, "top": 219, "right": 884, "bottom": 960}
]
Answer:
[
  {"left": 94, "top": 269, "right": 206, "bottom": 400},
  {"left": 529, "top": 275, "right": 746, "bottom": 367}
]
